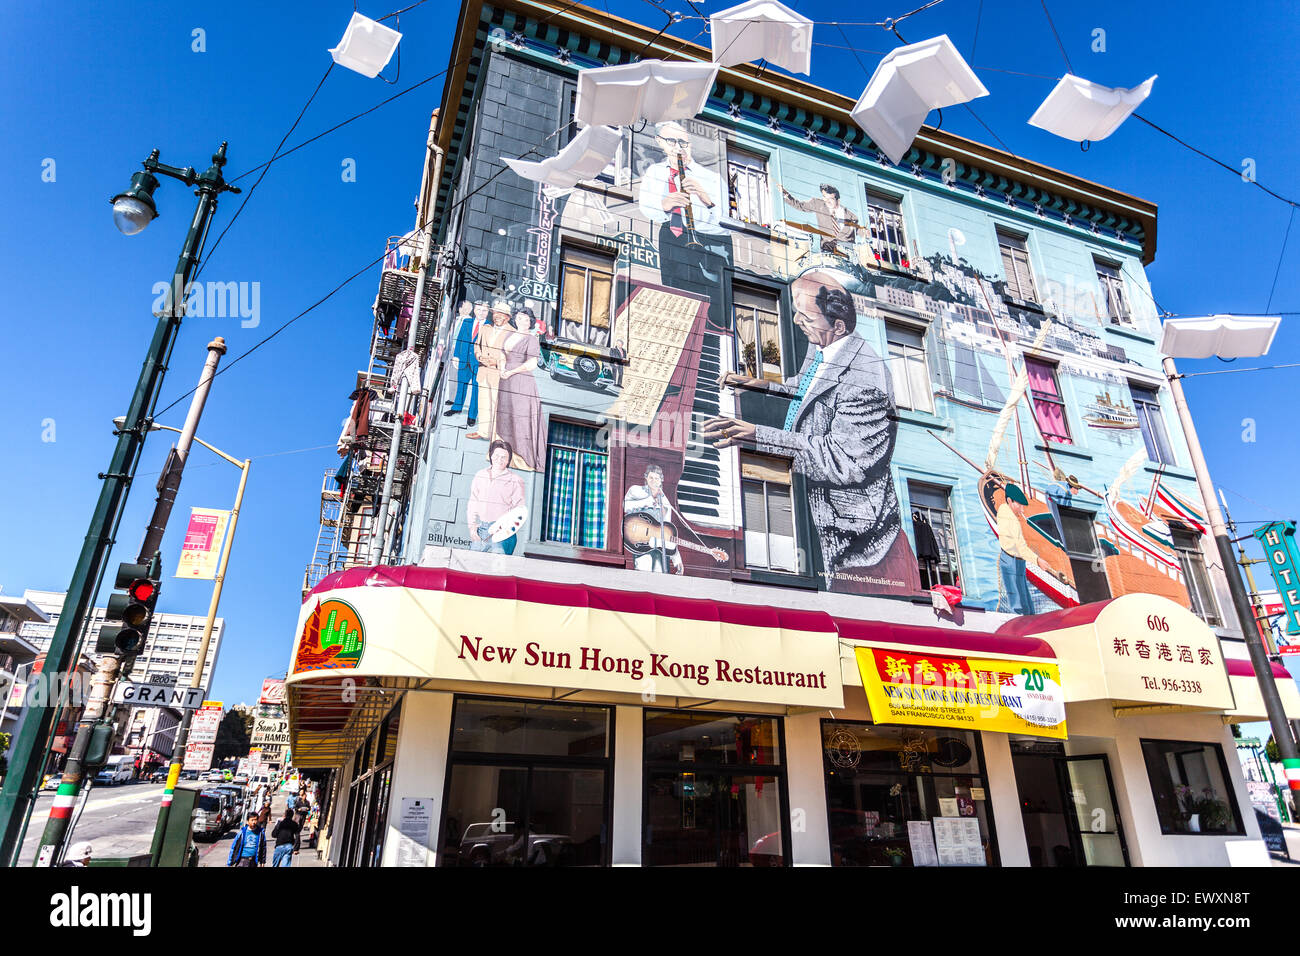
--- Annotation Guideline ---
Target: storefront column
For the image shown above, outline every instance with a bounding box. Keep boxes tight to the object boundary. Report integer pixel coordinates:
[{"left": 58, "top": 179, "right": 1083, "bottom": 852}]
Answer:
[
  {"left": 980, "top": 732, "right": 1030, "bottom": 866},
  {"left": 785, "top": 711, "right": 831, "bottom": 866},
  {"left": 380, "top": 690, "right": 454, "bottom": 867},
  {"left": 612, "top": 705, "right": 642, "bottom": 866}
]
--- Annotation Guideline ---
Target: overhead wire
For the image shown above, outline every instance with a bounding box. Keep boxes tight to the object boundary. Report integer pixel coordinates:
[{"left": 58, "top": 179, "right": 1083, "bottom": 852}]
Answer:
[{"left": 1265, "top": 206, "right": 1296, "bottom": 314}]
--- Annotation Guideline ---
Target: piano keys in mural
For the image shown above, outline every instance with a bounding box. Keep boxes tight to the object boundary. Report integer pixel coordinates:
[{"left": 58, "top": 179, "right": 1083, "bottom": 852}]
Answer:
[{"left": 425, "top": 109, "right": 1205, "bottom": 618}]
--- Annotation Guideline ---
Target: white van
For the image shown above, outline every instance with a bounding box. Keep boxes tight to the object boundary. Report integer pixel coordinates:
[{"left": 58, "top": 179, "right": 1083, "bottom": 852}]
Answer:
[{"left": 94, "top": 755, "right": 134, "bottom": 786}]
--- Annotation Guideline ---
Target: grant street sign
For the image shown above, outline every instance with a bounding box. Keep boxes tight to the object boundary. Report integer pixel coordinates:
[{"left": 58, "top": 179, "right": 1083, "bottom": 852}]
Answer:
[{"left": 113, "top": 681, "right": 207, "bottom": 709}]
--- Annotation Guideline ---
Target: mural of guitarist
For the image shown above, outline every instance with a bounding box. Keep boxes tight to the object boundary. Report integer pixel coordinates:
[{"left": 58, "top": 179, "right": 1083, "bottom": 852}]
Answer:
[{"left": 623, "top": 465, "right": 727, "bottom": 573}]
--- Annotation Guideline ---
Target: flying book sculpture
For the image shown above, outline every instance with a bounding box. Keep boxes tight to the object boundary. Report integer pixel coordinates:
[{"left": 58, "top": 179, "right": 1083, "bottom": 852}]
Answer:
[
  {"left": 503, "top": 125, "right": 623, "bottom": 189},
  {"left": 573, "top": 59, "right": 719, "bottom": 128},
  {"left": 1158, "top": 314, "right": 1280, "bottom": 360},
  {"left": 1028, "top": 74, "right": 1156, "bottom": 142},
  {"left": 850, "top": 35, "right": 988, "bottom": 165},
  {"left": 329, "top": 12, "right": 402, "bottom": 78},
  {"left": 709, "top": 0, "right": 814, "bottom": 75}
]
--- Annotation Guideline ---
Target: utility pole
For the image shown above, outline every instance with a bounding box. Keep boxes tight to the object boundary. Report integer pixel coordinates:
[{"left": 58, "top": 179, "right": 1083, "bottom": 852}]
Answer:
[{"left": 0, "top": 144, "right": 238, "bottom": 866}]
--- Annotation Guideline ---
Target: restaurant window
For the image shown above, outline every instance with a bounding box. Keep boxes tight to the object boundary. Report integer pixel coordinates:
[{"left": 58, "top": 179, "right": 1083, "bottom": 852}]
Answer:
[
  {"left": 908, "top": 481, "right": 960, "bottom": 589},
  {"left": 741, "top": 453, "right": 798, "bottom": 573},
  {"left": 1140, "top": 739, "right": 1244, "bottom": 835},
  {"left": 1131, "top": 383, "right": 1174, "bottom": 466},
  {"left": 998, "top": 230, "right": 1038, "bottom": 303},
  {"left": 733, "top": 284, "right": 783, "bottom": 383},
  {"left": 821, "top": 721, "right": 996, "bottom": 866},
  {"left": 558, "top": 246, "right": 616, "bottom": 346},
  {"left": 886, "top": 323, "right": 933, "bottom": 413},
  {"left": 341, "top": 701, "right": 401, "bottom": 867},
  {"left": 439, "top": 697, "right": 611, "bottom": 867},
  {"left": 1058, "top": 506, "right": 1111, "bottom": 605},
  {"left": 1024, "top": 357, "right": 1072, "bottom": 445},
  {"left": 543, "top": 421, "right": 608, "bottom": 549},
  {"left": 865, "top": 191, "right": 909, "bottom": 270},
  {"left": 727, "top": 147, "right": 771, "bottom": 226},
  {"left": 1171, "top": 528, "right": 1222, "bottom": 626},
  {"left": 644, "top": 710, "right": 787, "bottom": 867},
  {"left": 1095, "top": 258, "right": 1132, "bottom": 326}
]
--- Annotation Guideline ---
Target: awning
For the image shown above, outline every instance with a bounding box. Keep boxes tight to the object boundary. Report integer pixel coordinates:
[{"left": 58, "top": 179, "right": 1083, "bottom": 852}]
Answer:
[
  {"left": 288, "top": 566, "right": 844, "bottom": 765},
  {"left": 1223, "top": 657, "right": 1300, "bottom": 723},
  {"left": 997, "top": 594, "right": 1235, "bottom": 714}
]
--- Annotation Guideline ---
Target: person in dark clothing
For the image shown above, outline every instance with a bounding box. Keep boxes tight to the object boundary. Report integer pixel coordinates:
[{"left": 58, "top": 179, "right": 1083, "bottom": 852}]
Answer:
[
  {"left": 227, "top": 813, "right": 267, "bottom": 868},
  {"left": 271, "top": 808, "right": 301, "bottom": 867}
]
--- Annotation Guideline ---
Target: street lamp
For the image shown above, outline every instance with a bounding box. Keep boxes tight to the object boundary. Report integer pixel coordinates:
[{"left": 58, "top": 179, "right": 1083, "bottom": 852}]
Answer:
[
  {"left": 0, "top": 143, "right": 240, "bottom": 868},
  {"left": 1158, "top": 313, "right": 1299, "bottom": 809}
]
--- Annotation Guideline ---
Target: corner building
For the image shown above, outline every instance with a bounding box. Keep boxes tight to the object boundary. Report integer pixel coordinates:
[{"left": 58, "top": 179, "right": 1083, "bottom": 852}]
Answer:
[{"left": 288, "top": 0, "right": 1300, "bottom": 867}]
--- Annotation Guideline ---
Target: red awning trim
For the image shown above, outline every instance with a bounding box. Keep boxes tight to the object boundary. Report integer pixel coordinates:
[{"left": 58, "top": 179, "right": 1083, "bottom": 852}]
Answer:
[
  {"left": 994, "top": 599, "right": 1114, "bottom": 638},
  {"left": 835, "top": 618, "right": 1057, "bottom": 660},
  {"left": 1225, "top": 657, "right": 1293, "bottom": 680},
  {"left": 305, "top": 566, "right": 1057, "bottom": 660}
]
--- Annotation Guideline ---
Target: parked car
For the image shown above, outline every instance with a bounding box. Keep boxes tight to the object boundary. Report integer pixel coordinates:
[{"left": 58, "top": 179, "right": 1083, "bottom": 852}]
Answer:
[
  {"left": 205, "top": 769, "right": 225, "bottom": 783},
  {"left": 179, "top": 769, "right": 200, "bottom": 781},
  {"left": 191, "top": 791, "right": 229, "bottom": 839},
  {"left": 94, "top": 756, "right": 134, "bottom": 786},
  {"left": 147, "top": 768, "right": 169, "bottom": 783},
  {"left": 42, "top": 774, "right": 63, "bottom": 791},
  {"left": 232, "top": 775, "right": 249, "bottom": 786},
  {"left": 458, "top": 822, "right": 575, "bottom": 867}
]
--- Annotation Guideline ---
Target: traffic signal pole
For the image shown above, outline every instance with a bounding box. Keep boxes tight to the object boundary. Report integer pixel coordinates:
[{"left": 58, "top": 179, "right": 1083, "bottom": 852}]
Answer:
[{"left": 0, "top": 144, "right": 237, "bottom": 867}]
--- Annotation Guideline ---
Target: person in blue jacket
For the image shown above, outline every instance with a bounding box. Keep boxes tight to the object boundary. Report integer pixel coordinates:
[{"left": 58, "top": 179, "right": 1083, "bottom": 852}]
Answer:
[
  {"left": 446, "top": 299, "right": 488, "bottom": 425},
  {"left": 227, "top": 812, "right": 267, "bottom": 868}
]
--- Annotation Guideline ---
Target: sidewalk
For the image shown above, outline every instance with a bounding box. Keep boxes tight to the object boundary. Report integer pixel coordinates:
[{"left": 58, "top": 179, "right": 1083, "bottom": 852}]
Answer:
[{"left": 197, "top": 789, "right": 327, "bottom": 868}]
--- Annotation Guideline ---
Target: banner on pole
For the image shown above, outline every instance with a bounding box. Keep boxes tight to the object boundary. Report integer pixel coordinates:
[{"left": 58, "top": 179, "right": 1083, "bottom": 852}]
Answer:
[{"left": 176, "top": 507, "right": 230, "bottom": 580}]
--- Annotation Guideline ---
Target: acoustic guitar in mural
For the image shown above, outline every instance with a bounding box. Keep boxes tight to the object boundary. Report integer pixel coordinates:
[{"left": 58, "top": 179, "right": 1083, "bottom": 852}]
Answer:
[{"left": 623, "top": 512, "right": 728, "bottom": 563}]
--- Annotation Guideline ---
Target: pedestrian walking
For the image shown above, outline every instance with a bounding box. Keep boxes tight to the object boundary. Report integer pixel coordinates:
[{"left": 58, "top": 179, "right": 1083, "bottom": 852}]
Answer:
[
  {"left": 227, "top": 812, "right": 267, "bottom": 867},
  {"left": 271, "top": 808, "right": 300, "bottom": 867}
]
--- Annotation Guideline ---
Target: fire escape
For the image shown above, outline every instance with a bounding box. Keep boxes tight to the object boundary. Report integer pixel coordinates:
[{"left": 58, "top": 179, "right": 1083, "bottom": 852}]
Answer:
[{"left": 304, "top": 234, "right": 441, "bottom": 595}]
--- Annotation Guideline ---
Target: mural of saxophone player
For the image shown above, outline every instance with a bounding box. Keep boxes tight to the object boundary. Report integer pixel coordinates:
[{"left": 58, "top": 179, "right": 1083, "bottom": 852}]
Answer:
[{"left": 701, "top": 269, "right": 920, "bottom": 595}]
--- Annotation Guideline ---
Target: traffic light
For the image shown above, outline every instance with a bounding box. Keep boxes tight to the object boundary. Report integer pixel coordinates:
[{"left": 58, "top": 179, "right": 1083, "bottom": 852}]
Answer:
[{"left": 95, "top": 559, "right": 161, "bottom": 657}]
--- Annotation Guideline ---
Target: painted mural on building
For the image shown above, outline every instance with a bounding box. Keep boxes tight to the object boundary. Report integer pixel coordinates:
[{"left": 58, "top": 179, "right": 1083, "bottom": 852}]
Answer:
[{"left": 421, "top": 100, "right": 1204, "bottom": 618}]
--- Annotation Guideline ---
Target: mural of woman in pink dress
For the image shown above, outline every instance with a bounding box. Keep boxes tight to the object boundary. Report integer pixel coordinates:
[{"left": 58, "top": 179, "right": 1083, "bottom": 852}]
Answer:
[{"left": 494, "top": 307, "right": 546, "bottom": 471}]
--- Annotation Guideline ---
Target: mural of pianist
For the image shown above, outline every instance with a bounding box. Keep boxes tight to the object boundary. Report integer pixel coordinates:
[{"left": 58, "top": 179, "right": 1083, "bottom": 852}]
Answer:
[
  {"left": 637, "top": 120, "right": 732, "bottom": 328},
  {"left": 702, "top": 268, "right": 920, "bottom": 595}
]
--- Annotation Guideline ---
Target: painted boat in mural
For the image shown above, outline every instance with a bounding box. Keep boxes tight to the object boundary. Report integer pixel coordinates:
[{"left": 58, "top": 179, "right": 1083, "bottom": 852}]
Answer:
[
  {"left": 1082, "top": 391, "right": 1139, "bottom": 429},
  {"left": 1153, "top": 479, "right": 1208, "bottom": 534},
  {"left": 1104, "top": 491, "right": 1181, "bottom": 570},
  {"left": 975, "top": 470, "right": 1079, "bottom": 607}
]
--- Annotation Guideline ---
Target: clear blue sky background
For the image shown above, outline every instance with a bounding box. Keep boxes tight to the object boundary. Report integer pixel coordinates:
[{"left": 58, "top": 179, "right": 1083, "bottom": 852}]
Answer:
[{"left": 1, "top": 0, "right": 1296, "bottom": 708}]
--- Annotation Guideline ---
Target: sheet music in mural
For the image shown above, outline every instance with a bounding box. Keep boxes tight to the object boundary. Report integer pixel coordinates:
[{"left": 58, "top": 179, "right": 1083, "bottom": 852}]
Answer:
[{"left": 604, "top": 284, "right": 707, "bottom": 426}]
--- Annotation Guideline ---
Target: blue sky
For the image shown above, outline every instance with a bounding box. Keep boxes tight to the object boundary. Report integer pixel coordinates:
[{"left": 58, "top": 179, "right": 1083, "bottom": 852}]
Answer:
[{"left": 1, "top": 0, "right": 1297, "bottom": 707}]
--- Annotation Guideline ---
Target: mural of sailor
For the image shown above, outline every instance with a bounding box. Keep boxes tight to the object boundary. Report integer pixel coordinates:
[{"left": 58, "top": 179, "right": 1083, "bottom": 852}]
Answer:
[
  {"left": 701, "top": 268, "right": 920, "bottom": 595},
  {"left": 995, "top": 482, "right": 1045, "bottom": 614}
]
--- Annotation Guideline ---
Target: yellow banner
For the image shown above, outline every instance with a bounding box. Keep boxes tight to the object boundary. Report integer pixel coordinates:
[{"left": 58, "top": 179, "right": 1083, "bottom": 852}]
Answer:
[
  {"left": 176, "top": 508, "right": 230, "bottom": 580},
  {"left": 856, "top": 646, "right": 1067, "bottom": 740}
]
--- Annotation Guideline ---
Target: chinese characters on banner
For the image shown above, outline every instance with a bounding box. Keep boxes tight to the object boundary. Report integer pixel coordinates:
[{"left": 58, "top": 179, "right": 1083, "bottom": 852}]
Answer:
[{"left": 176, "top": 507, "right": 230, "bottom": 580}]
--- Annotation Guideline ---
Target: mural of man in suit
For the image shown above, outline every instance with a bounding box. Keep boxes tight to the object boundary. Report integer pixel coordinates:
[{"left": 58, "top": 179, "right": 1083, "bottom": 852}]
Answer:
[
  {"left": 702, "top": 269, "right": 919, "bottom": 594},
  {"left": 446, "top": 299, "right": 488, "bottom": 425}
]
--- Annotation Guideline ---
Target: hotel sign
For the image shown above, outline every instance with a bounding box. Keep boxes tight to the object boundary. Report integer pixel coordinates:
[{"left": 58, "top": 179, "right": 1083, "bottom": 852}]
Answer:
[{"left": 1253, "top": 522, "right": 1300, "bottom": 635}]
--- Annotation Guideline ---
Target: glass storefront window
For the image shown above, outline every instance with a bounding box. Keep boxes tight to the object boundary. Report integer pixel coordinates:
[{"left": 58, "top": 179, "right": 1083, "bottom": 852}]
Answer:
[
  {"left": 451, "top": 698, "right": 609, "bottom": 757},
  {"left": 821, "top": 721, "right": 995, "bottom": 867},
  {"left": 1141, "top": 739, "right": 1244, "bottom": 835},
  {"left": 644, "top": 710, "right": 787, "bottom": 867},
  {"left": 439, "top": 697, "right": 612, "bottom": 866}
]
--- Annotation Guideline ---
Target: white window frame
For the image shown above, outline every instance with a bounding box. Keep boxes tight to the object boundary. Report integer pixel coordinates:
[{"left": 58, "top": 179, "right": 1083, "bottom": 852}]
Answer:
[
  {"left": 733, "top": 284, "right": 784, "bottom": 384},
  {"left": 726, "top": 146, "right": 772, "bottom": 227},
  {"left": 557, "top": 246, "right": 617, "bottom": 347},
  {"left": 998, "top": 229, "right": 1038, "bottom": 303},
  {"left": 1095, "top": 258, "right": 1133, "bottom": 327},
  {"left": 865, "top": 190, "right": 910, "bottom": 270},
  {"left": 886, "top": 322, "right": 933, "bottom": 413},
  {"left": 740, "top": 453, "right": 799, "bottom": 573}
]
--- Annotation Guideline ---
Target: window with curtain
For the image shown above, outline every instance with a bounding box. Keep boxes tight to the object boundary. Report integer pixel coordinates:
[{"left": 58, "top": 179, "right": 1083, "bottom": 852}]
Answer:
[
  {"left": 1024, "top": 357, "right": 1072, "bottom": 445},
  {"left": 865, "top": 191, "right": 910, "bottom": 270},
  {"left": 1095, "top": 258, "right": 1132, "bottom": 326},
  {"left": 543, "top": 421, "right": 608, "bottom": 549},
  {"left": 740, "top": 453, "right": 797, "bottom": 573},
  {"left": 908, "top": 481, "right": 960, "bottom": 588},
  {"left": 886, "top": 323, "right": 933, "bottom": 412},
  {"left": 558, "top": 247, "right": 615, "bottom": 346},
  {"left": 726, "top": 147, "right": 771, "bottom": 226},
  {"left": 1131, "top": 383, "right": 1174, "bottom": 466},
  {"left": 1171, "top": 529, "right": 1221, "bottom": 626},
  {"left": 998, "top": 230, "right": 1038, "bottom": 303},
  {"left": 733, "top": 285, "right": 783, "bottom": 383}
]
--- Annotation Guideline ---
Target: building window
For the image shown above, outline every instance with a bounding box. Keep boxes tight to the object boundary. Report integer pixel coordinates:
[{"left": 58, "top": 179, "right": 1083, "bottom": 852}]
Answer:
[
  {"left": 558, "top": 246, "right": 616, "bottom": 347},
  {"left": 439, "top": 697, "right": 611, "bottom": 867},
  {"left": 543, "top": 421, "right": 609, "bottom": 549},
  {"left": 1057, "top": 507, "right": 1111, "bottom": 604},
  {"left": 733, "top": 285, "right": 783, "bottom": 383},
  {"left": 726, "top": 147, "right": 771, "bottom": 226},
  {"left": 1171, "top": 528, "right": 1222, "bottom": 626},
  {"left": 908, "top": 482, "right": 960, "bottom": 588},
  {"left": 886, "top": 323, "right": 933, "bottom": 413},
  {"left": 821, "top": 722, "right": 996, "bottom": 867},
  {"left": 865, "top": 191, "right": 910, "bottom": 270},
  {"left": 1130, "top": 383, "right": 1174, "bottom": 466},
  {"left": 1095, "top": 259, "right": 1132, "bottom": 326},
  {"left": 740, "top": 453, "right": 798, "bottom": 573},
  {"left": 997, "top": 230, "right": 1038, "bottom": 303},
  {"left": 1024, "top": 358, "right": 1072, "bottom": 445},
  {"left": 1140, "top": 739, "right": 1243, "bottom": 836},
  {"left": 644, "top": 710, "right": 787, "bottom": 867}
]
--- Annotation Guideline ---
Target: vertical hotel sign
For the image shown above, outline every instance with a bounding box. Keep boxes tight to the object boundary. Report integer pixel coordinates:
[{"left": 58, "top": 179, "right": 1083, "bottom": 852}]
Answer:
[
  {"left": 1254, "top": 521, "right": 1300, "bottom": 635},
  {"left": 176, "top": 507, "right": 230, "bottom": 580}
]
